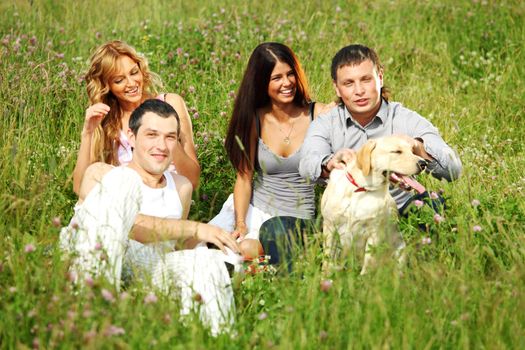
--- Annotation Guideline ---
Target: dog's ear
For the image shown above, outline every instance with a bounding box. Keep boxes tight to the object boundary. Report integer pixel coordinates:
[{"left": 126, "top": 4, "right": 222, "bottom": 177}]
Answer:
[{"left": 357, "top": 140, "right": 376, "bottom": 176}]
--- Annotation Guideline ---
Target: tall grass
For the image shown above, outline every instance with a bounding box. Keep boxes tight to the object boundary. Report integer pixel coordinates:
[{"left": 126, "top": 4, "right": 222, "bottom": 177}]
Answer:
[{"left": 1, "top": 0, "right": 524, "bottom": 348}]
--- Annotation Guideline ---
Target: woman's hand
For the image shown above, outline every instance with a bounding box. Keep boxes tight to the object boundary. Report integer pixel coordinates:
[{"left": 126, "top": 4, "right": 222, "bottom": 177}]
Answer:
[
  {"left": 83, "top": 103, "right": 110, "bottom": 136},
  {"left": 232, "top": 221, "right": 248, "bottom": 240},
  {"left": 196, "top": 223, "right": 240, "bottom": 254}
]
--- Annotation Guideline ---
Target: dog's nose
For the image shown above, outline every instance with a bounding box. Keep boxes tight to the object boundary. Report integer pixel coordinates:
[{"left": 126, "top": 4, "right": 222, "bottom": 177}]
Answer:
[{"left": 417, "top": 160, "right": 428, "bottom": 171}]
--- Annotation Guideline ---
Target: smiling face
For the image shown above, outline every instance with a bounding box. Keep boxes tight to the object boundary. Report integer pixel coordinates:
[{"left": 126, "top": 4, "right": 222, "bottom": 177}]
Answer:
[
  {"left": 109, "top": 55, "right": 144, "bottom": 107},
  {"left": 267, "top": 60, "right": 297, "bottom": 106},
  {"left": 333, "top": 59, "right": 383, "bottom": 124},
  {"left": 128, "top": 111, "right": 179, "bottom": 177}
]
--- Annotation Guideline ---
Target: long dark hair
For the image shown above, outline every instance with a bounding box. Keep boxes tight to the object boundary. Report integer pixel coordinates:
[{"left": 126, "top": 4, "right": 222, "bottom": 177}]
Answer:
[{"left": 225, "top": 42, "right": 311, "bottom": 173}]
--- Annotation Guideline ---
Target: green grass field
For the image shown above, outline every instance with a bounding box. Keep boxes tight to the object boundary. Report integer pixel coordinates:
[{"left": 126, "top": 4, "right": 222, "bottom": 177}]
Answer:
[{"left": 1, "top": 0, "right": 525, "bottom": 348}]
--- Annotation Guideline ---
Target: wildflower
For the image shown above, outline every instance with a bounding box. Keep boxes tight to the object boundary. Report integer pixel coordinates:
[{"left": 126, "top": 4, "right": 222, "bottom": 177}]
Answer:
[
  {"left": 176, "top": 47, "right": 183, "bottom": 56},
  {"left": 83, "top": 330, "right": 97, "bottom": 342},
  {"left": 24, "top": 244, "right": 36, "bottom": 253},
  {"left": 473, "top": 225, "right": 482, "bottom": 232},
  {"left": 192, "top": 112, "right": 199, "bottom": 119},
  {"left": 104, "top": 325, "right": 125, "bottom": 337},
  {"left": 27, "top": 309, "right": 37, "bottom": 318},
  {"left": 85, "top": 275, "right": 94, "bottom": 287},
  {"left": 120, "top": 292, "right": 130, "bottom": 300},
  {"left": 143, "top": 292, "right": 158, "bottom": 304},
  {"left": 258, "top": 312, "right": 268, "bottom": 320},
  {"left": 71, "top": 221, "right": 78, "bottom": 231},
  {"left": 471, "top": 199, "right": 480, "bottom": 207},
  {"left": 319, "top": 330, "right": 328, "bottom": 341},
  {"left": 430, "top": 191, "right": 439, "bottom": 199},
  {"left": 95, "top": 32, "right": 101, "bottom": 39},
  {"left": 52, "top": 217, "right": 61, "bottom": 227},
  {"left": 433, "top": 213, "right": 444, "bottom": 224},
  {"left": 188, "top": 86, "right": 195, "bottom": 94},
  {"left": 201, "top": 194, "right": 208, "bottom": 201},
  {"left": 220, "top": 111, "right": 227, "bottom": 117},
  {"left": 100, "top": 289, "right": 115, "bottom": 303},
  {"left": 193, "top": 293, "right": 203, "bottom": 303},
  {"left": 320, "top": 279, "right": 333, "bottom": 292},
  {"left": 56, "top": 53, "right": 64, "bottom": 59},
  {"left": 94, "top": 242, "right": 102, "bottom": 250},
  {"left": 32, "top": 337, "right": 40, "bottom": 349},
  {"left": 228, "top": 90, "right": 235, "bottom": 99},
  {"left": 413, "top": 199, "right": 424, "bottom": 208},
  {"left": 421, "top": 237, "right": 432, "bottom": 245},
  {"left": 162, "top": 313, "right": 172, "bottom": 324}
]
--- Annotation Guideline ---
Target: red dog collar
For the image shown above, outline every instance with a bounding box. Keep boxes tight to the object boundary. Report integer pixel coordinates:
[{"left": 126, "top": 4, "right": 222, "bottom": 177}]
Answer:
[{"left": 346, "top": 172, "right": 367, "bottom": 192}]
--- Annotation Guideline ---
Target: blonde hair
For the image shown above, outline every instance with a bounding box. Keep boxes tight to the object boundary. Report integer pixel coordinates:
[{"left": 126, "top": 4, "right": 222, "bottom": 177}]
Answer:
[{"left": 84, "top": 40, "right": 163, "bottom": 164}]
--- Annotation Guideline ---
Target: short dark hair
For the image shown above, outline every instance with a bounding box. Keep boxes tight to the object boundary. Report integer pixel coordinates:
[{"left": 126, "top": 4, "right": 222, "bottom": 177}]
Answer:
[
  {"left": 129, "top": 99, "right": 180, "bottom": 136},
  {"left": 331, "top": 44, "right": 389, "bottom": 100}
]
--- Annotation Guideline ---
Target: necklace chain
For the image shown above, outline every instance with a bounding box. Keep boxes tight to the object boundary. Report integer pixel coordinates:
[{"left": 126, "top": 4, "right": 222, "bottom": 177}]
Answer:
[{"left": 277, "top": 118, "right": 297, "bottom": 145}]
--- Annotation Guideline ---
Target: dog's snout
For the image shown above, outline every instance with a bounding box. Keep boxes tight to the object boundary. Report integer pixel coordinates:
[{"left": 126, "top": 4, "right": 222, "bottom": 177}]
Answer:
[{"left": 417, "top": 160, "right": 428, "bottom": 171}]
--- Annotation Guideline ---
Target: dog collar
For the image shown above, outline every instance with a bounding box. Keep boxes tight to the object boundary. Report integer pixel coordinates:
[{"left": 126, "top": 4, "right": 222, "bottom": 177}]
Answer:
[{"left": 346, "top": 172, "right": 367, "bottom": 192}]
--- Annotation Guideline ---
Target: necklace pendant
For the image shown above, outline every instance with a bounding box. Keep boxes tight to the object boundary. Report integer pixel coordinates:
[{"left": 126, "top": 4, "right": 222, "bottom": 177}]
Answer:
[{"left": 283, "top": 136, "right": 290, "bottom": 145}]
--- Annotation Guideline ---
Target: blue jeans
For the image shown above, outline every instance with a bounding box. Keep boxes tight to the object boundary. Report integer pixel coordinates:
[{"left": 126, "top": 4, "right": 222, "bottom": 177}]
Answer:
[{"left": 259, "top": 216, "right": 315, "bottom": 272}]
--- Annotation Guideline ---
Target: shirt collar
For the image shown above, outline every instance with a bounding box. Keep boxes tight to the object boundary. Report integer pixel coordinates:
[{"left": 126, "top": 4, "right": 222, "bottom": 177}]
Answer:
[{"left": 343, "top": 99, "right": 389, "bottom": 128}]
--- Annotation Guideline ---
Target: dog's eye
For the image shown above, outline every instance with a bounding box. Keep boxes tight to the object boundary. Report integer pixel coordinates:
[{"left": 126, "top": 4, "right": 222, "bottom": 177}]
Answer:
[{"left": 391, "top": 150, "right": 402, "bottom": 154}]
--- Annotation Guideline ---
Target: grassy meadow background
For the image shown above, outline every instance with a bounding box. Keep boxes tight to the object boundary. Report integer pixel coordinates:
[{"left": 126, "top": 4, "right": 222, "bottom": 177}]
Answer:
[{"left": 1, "top": 0, "right": 525, "bottom": 348}]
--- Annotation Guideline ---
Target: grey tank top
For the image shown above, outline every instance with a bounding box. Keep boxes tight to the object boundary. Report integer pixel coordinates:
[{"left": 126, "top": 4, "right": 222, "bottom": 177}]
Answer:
[{"left": 251, "top": 103, "right": 316, "bottom": 219}]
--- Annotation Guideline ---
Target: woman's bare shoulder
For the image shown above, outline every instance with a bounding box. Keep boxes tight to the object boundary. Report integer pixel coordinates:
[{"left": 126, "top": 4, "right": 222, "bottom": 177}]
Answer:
[
  {"left": 170, "top": 172, "right": 193, "bottom": 192},
  {"left": 164, "top": 93, "right": 186, "bottom": 108}
]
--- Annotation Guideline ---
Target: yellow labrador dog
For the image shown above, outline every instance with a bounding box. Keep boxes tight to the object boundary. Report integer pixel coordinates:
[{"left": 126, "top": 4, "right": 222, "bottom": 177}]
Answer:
[{"left": 321, "top": 136, "right": 427, "bottom": 274}]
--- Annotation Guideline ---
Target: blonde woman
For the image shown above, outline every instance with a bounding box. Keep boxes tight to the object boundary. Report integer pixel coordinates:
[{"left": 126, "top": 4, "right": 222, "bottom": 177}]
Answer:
[{"left": 72, "top": 40, "right": 200, "bottom": 194}]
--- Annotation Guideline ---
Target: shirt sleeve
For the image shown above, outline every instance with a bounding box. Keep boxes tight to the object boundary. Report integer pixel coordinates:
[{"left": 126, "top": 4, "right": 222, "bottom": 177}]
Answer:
[
  {"left": 404, "top": 110, "right": 462, "bottom": 181},
  {"left": 299, "top": 114, "right": 334, "bottom": 182}
]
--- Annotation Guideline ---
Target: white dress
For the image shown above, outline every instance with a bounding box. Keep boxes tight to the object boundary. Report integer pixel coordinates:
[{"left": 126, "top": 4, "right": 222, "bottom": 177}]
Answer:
[{"left": 60, "top": 167, "right": 234, "bottom": 335}]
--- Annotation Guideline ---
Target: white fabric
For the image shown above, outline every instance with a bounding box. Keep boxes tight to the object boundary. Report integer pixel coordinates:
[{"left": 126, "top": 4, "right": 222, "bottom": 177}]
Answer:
[
  {"left": 117, "top": 131, "right": 133, "bottom": 166},
  {"left": 208, "top": 193, "right": 273, "bottom": 240},
  {"left": 60, "top": 167, "right": 234, "bottom": 334}
]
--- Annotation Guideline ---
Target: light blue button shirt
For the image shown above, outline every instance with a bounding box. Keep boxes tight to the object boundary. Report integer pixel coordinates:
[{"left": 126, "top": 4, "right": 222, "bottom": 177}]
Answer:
[{"left": 299, "top": 100, "right": 462, "bottom": 208}]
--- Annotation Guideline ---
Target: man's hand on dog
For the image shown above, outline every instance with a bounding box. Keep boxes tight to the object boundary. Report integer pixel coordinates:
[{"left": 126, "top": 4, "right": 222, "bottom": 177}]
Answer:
[{"left": 323, "top": 149, "right": 357, "bottom": 177}]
